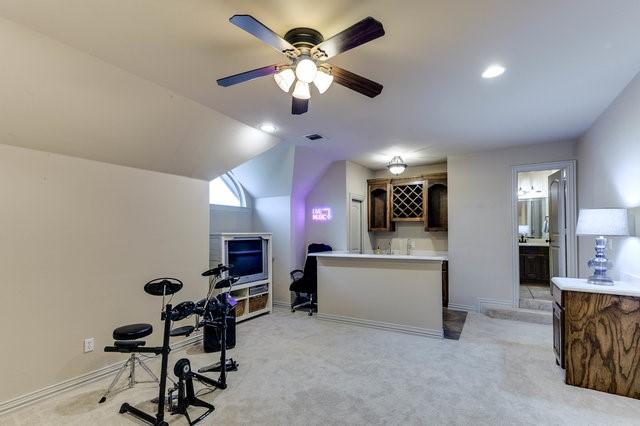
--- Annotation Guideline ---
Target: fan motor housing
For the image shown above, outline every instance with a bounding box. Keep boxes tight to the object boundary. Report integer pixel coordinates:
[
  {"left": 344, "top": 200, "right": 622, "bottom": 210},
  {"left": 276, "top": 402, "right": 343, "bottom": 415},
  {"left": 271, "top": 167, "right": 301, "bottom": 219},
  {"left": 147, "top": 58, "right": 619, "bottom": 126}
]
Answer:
[{"left": 284, "top": 27, "right": 324, "bottom": 48}]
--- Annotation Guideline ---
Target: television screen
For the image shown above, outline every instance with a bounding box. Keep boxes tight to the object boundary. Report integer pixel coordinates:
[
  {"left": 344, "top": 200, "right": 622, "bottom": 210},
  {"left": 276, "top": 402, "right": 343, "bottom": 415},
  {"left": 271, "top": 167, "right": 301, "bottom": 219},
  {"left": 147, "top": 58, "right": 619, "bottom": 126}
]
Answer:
[{"left": 227, "top": 239, "right": 264, "bottom": 277}]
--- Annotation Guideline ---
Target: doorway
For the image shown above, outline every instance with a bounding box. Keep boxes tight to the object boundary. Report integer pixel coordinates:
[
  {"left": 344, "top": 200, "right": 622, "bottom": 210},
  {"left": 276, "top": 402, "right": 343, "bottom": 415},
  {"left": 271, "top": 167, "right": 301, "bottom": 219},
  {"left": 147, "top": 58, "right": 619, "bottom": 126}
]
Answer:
[
  {"left": 511, "top": 161, "right": 577, "bottom": 309},
  {"left": 349, "top": 195, "right": 364, "bottom": 253}
]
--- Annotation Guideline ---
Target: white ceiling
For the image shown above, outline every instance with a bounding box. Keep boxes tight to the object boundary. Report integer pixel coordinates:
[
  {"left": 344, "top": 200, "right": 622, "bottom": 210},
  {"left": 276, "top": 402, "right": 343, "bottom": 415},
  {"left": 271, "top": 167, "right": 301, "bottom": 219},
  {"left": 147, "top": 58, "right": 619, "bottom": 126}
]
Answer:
[{"left": 1, "top": 0, "right": 640, "bottom": 171}]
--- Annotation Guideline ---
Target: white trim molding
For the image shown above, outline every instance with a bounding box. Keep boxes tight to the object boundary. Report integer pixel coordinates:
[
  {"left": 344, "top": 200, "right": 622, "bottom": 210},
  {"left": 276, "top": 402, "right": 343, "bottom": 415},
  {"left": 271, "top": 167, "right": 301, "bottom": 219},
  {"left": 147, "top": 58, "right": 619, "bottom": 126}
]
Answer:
[
  {"left": 447, "top": 303, "right": 477, "bottom": 312},
  {"left": 477, "top": 298, "right": 513, "bottom": 313},
  {"left": 0, "top": 334, "right": 202, "bottom": 415},
  {"left": 317, "top": 313, "right": 444, "bottom": 339},
  {"left": 510, "top": 160, "right": 578, "bottom": 308}
]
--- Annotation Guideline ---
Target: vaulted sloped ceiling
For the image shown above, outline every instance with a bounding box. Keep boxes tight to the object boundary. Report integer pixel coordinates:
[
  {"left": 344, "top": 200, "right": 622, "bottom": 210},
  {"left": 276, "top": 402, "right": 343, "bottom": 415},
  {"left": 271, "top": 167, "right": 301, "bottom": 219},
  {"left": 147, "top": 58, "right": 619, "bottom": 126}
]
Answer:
[
  {"left": 1, "top": 1, "right": 640, "bottom": 172},
  {"left": 0, "top": 16, "right": 279, "bottom": 181}
]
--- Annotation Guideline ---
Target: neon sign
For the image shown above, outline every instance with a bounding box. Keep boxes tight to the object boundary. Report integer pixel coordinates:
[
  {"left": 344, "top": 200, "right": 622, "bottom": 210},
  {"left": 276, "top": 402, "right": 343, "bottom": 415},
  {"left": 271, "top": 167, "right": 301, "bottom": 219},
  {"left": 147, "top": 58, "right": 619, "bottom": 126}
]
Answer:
[{"left": 312, "top": 207, "right": 332, "bottom": 222}]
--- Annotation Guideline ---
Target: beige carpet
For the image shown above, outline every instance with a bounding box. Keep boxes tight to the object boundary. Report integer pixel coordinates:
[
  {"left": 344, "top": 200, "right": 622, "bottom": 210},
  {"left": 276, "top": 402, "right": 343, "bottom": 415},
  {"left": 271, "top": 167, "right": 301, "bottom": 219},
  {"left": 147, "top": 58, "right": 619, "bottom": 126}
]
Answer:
[{"left": 3, "top": 309, "right": 640, "bottom": 425}]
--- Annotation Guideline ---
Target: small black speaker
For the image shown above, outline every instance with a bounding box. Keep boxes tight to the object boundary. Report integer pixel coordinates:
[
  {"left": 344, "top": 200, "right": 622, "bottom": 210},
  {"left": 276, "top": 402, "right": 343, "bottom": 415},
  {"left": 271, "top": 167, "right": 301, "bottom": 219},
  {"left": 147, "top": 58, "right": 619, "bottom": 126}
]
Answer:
[{"left": 203, "top": 311, "right": 236, "bottom": 353}]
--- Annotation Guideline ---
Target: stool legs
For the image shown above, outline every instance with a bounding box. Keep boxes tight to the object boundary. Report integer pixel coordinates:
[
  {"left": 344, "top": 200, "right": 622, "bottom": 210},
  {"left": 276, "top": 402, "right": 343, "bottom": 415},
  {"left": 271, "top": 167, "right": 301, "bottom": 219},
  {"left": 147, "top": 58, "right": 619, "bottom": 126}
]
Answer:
[{"left": 98, "top": 354, "right": 159, "bottom": 403}]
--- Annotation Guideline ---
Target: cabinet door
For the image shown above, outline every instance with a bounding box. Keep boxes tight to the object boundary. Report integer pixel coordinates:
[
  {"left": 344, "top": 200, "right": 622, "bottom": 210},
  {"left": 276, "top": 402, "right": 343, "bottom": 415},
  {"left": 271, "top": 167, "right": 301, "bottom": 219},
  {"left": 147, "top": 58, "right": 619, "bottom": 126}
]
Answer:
[
  {"left": 367, "top": 180, "right": 393, "bottom": 232},
  {"left": 553, "top": 302, "right": 564, "bottom": 368}
]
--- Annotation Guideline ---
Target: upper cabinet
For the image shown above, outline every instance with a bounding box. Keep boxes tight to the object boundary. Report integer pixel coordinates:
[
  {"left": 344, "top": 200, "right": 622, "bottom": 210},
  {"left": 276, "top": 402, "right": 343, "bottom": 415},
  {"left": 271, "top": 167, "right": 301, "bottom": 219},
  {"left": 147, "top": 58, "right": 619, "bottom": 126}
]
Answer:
[
  {"left": 391, "top": 178, "right": 425, "bottom": 222},
  {"left": 425, "top": 173, "right": 448, "bottom": 232},
  {"left": 367, "top": 179, "right": 394, "bottom": 232},
  {"left": 367, "top": 173, "right": 448, "bottom": 232}
]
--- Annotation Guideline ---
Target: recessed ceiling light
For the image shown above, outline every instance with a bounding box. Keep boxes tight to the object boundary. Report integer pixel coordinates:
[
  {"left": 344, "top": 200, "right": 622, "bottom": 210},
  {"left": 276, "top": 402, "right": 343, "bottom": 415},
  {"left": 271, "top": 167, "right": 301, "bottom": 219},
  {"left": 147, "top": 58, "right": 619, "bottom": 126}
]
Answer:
[
  {"left": 482, "top": 64, "right": 506, "bottom": 79},
  {"left": 259, "top": 122, "right": 277, "bottom": 133}
]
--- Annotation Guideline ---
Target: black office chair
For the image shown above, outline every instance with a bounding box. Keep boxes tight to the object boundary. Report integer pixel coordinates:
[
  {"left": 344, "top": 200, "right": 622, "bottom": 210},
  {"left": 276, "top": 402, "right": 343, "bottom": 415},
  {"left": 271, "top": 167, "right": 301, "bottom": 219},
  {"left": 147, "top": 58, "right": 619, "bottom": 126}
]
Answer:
[{"left": 290, "top": 243, "right": 332, "bottom": 316}]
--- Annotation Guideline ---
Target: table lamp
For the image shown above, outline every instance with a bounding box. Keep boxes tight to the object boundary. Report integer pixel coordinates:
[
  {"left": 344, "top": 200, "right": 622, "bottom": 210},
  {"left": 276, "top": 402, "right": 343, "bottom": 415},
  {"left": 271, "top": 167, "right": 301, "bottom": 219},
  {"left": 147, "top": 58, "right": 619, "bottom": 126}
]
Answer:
[{"left": 576, "top": 208, "right": 629, "bottom": 285}]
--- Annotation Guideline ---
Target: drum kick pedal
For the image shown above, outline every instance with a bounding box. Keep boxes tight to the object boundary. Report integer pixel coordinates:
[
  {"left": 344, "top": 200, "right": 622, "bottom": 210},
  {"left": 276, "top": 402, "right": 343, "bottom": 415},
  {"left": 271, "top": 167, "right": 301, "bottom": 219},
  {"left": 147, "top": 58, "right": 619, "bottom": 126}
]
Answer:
[
  {"left": 169, "top": 358, "right": 218, "bottom": 425},
  {"left": 198, "top": 358, "right": 238, "bottom": 374}
]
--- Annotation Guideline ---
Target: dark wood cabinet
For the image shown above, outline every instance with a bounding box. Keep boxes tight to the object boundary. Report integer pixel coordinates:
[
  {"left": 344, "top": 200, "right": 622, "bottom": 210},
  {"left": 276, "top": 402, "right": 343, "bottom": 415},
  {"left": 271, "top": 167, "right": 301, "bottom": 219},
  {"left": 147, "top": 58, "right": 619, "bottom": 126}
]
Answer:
[
  {"left": 367, "top": 179, "right": 394, "bottom": 232},
  {"left": 552, "top": 284, "right": 564, "bottom": 368},
  {"left": 367, "top": 173, "right": 447, "bottom": 232},
  {"left": 442, "top": 260, "right": 449, "bottom": 307},
  {"left": 519, "top": 246, "right": 549, "bottom": 283},
  {"left": 426, "top": 174, "right": 448, "bottom": 232},
  {"left": 553, "top": 282, "right": 640, "bottom": 399}
]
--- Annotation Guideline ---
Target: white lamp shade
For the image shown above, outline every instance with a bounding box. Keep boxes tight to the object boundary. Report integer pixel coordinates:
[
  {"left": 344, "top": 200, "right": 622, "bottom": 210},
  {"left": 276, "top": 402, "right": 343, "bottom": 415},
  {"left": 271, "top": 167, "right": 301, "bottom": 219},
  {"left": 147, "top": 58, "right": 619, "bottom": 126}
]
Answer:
[
  {"left": 292, "top": 81, "right": 311, "bottom": 99},
  {"left": 576, "top": 208, "right": 629, "bottom": 236},
  {"left": 313, "top": 69, "right": 333, "bottom": 94},
  {"left": 274, "top": 68, "right": 295, "bottom": 92}
]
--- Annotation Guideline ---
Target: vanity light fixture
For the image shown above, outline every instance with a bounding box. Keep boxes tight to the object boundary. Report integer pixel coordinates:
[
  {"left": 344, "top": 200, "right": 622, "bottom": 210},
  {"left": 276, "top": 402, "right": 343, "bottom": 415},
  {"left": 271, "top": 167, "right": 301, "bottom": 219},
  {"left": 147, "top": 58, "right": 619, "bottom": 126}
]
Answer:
[
  {"left": 387, "top": 156, "right": 407, "bottom": 176},
  {"left": 482, "top": 64, "right": 506, "bottom": 79}
]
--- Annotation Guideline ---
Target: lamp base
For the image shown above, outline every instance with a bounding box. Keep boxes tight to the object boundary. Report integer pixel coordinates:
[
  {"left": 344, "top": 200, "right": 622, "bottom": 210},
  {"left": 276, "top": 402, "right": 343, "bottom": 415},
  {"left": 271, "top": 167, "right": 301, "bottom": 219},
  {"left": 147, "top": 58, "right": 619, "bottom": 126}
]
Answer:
[
  {"left": 586, "top": 236, "right": 614, "bottom": 286},
  {"left": 587, "top": 275, "right": 614, "bottom": 286}
]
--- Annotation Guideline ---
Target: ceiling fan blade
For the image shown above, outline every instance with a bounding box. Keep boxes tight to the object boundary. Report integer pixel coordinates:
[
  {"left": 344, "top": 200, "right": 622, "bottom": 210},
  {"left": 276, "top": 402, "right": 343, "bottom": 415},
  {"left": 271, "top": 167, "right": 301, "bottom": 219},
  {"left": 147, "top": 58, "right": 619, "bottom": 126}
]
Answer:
[
  {"left": 331, "top": 66, "right": 383, "bottom": 98},
  {"left": 311, "top": 17, "right": 384, "bottom": 60},
  {"left": 229, "top": 15, "right": 298, "bottom": 56},
  {"left": 292, "top": 97, "right": 309, "bottom": 115},
  {"left": 217, "top": 65, "right": 278, "bottom": 87}
]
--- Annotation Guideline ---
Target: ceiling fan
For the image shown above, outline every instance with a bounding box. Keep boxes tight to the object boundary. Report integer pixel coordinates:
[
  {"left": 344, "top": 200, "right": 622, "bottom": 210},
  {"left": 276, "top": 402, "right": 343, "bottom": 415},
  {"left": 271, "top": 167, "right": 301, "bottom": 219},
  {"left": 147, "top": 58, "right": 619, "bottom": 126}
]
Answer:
[{"left": 217, "top": 15, "right": 385, "bottom": 115}]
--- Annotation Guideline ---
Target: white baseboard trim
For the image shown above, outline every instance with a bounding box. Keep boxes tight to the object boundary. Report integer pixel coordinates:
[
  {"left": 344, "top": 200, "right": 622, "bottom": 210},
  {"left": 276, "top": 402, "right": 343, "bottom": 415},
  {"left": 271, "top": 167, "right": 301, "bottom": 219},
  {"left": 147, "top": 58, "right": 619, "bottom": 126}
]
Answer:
[
  {"left": 316, "top": 313, "right": 443, "bottom": 339},
  {"left": 272, "top": 300, "right": 290, "bottom": 309},
  {"left": 477, "top": 297, "right": 514, "bottom": 313},
  {"left": 0, "top": 334, "right": 202, "bottom": 416},
  {"left": 447, "top": 303, "right": 477, "bottom": 312}
]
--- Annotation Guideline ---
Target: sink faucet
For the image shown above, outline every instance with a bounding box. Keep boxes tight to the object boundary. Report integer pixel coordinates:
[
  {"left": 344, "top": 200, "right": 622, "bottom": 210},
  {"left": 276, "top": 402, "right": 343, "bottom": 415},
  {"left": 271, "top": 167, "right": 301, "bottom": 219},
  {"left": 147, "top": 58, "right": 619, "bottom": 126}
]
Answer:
[{"left": 387, "top": 241, "right": 392, "bottom": 255}]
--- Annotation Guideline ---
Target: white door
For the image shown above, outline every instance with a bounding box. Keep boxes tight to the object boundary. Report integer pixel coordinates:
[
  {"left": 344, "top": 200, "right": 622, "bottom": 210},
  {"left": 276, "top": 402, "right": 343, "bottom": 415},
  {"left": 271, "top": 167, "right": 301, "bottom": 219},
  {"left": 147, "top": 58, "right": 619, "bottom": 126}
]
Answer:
[
  {"left": 349, "top": 199, "right": 362, "bottom": 253},
  {"left": 548, "top": 170, "right": 567, "bottom": 279}
]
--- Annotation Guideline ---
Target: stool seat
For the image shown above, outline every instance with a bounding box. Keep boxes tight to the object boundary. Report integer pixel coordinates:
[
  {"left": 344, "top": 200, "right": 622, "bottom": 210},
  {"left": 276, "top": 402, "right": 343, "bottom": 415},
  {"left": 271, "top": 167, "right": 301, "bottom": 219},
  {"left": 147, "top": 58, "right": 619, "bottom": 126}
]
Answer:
[
  {"left": 113, "top": 323, "right": 153, "bottom": 341},
  {"left": 170, "top": 325, "right": 195, "bottom": 337}
]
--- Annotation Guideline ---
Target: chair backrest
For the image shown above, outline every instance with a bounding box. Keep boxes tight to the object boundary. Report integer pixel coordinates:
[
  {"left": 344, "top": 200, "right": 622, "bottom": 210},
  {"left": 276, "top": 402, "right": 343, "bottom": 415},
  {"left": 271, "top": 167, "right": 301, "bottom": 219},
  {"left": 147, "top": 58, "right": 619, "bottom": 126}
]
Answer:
[{"left": 303, "top": 243, "right": 332, "bottom": 282}]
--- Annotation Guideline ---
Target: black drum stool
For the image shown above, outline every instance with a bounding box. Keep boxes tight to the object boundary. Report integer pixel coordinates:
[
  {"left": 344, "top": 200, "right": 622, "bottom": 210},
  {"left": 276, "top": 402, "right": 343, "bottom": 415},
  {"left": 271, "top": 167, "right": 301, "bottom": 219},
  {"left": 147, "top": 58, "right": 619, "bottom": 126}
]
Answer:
[{"left": 99, "top": 323, "right": 158, "bottom": 403}]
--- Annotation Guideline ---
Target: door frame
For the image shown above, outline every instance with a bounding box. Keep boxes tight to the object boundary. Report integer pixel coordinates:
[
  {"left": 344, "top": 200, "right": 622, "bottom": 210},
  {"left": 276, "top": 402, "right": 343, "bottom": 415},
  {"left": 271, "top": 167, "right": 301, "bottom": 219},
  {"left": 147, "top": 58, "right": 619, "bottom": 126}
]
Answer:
[
  {"left": 348, "top": 193, "right": 365, "bottom": 253},
  {"left": 510, "top": 160, "right": 577, "bottom": 308}
]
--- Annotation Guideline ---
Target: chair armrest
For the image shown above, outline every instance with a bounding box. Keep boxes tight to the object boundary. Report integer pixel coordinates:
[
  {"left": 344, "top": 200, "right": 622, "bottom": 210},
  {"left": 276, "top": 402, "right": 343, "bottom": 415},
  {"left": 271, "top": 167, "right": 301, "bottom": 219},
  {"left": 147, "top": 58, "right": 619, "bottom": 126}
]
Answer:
[{"left": 290, "top": 269, "right": 304, "bottom": 281}]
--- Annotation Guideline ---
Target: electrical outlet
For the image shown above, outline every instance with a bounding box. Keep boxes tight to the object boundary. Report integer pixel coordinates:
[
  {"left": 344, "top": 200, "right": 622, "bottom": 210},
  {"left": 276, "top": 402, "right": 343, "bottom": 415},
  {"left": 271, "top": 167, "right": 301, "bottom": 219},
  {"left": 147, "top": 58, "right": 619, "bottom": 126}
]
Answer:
[{"left": 84, "top": 337, "right": 95, "bottom": 353}]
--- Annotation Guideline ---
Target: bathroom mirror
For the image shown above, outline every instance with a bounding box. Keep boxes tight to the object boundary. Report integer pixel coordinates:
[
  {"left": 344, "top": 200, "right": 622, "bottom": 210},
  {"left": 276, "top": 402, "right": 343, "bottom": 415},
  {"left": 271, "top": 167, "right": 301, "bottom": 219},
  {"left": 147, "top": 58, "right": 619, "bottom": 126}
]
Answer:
[{"left": 518, "top": 198, "right": 549, "bottom": 238}]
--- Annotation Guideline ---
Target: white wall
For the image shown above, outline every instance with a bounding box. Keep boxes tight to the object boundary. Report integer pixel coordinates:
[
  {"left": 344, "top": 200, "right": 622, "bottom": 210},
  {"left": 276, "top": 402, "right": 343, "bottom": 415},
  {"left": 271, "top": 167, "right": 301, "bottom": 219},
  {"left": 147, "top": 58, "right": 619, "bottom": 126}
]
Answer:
[
  {"left": 0, "top": 144, "right": 209, "bottom": 403},
  {"left": 253, "top": 196, "right": 292, "bottom": 304},
  {"left": 577, "top": 70, "right": 640, "bottom": 281},
  {"left": 448, "top": 140, "right": 576, "bottom": 310},
  {"left": 373, "top": 163, "right": 449, "bottom": 254},
  {"left": 346, "top": 161, "right": 375, "bottom": 253},
  {"left": 305, "top": 161, "right": 348, "bottom": 251}
]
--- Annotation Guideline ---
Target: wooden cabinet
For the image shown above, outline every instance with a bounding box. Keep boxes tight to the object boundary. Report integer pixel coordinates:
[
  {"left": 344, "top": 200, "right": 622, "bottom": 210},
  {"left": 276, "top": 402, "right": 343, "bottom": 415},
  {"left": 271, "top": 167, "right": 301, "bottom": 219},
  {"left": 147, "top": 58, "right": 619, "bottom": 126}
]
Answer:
[
  {"left": 552, "top": 284, "right": 564, "bottom": 367},
  {"left": 554, "top": 282, "right": 640, "bottom": 399},
  {"left": 519, "top": 246, "right": 549, "bottom": 283},
  {"left": 367, "top": 173, "right": 448, "bottom": 232},
  {"left": 442, "top": 260, "right": 449, "bottom": 307},
  {"left": 367, "top": 179, "right": 394, "bottom": 231},
  {"left": 391, "top": 178, "right": 425, "bottom": 222},
  {"left": 426, "top": 174, "right": 447, "bottom": 231}
]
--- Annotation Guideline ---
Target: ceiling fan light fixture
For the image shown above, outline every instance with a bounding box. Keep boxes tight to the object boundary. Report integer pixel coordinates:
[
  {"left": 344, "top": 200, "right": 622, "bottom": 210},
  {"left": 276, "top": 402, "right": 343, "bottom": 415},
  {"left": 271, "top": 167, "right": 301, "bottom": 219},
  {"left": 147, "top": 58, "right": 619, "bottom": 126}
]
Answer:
[
  {"left": 387, "top": 156, "right": 407, "bottom": 175},
  {"left": 274, "top": 68, "right": 295, "bottom": 92},
  {"left": 292, "top": 80, "right": 311, "bottom": 99},
  {"left": 295, "top": 57, "right": 318, "bottom": 83},
  {"left": 313, "top": 68, "right": 334, "bottom": 94}
]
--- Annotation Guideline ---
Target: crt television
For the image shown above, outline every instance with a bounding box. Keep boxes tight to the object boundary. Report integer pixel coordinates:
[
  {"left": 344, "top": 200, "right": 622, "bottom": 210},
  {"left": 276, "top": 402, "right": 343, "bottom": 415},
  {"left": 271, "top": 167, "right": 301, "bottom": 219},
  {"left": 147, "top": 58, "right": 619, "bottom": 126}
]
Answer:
[{"left": 224, "top": 237, "right": 269, "bottom": 285}]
